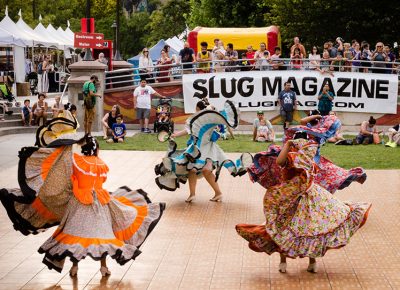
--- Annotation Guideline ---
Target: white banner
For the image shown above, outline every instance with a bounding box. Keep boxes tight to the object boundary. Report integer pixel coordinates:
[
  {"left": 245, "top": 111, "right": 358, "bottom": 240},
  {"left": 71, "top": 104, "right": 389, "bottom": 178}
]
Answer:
[{"left": 182, "top": 70, "right": 399, "bottom": 114}]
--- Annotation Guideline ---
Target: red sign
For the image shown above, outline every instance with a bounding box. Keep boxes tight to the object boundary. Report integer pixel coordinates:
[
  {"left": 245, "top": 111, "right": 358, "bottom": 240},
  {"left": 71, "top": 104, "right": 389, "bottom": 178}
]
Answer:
[{"left": 74, "top": 32, "right": 104, "bottom": 48}]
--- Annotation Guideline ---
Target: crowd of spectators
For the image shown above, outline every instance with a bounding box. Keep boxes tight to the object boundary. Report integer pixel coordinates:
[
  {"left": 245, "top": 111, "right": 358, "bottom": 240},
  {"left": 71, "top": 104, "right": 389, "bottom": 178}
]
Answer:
[{"left": 136, "top": 37, "right": 400, "bottom": 82}]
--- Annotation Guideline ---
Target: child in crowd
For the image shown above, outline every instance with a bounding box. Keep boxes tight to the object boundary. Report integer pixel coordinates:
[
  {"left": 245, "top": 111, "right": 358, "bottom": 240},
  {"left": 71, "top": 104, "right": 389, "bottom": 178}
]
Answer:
[
  {"left": 239, "top": 53, "right": 252, "bottom": 71},
  {"left": 52, "top": 96, "right": 63, "bottom": 117},
  {"left": 291, "top": 47, "right": 303, "bottom": 70},
  {"left": 317, "top": 50, "right": 334, "bottom": 76},
  {"left": 256, "top": 118, "right": 275, "bottom": 142},
  {"left": 385, "top": 124, "right": 400, "bottom": 148},
  {"left": 343, "top": 43, "right": 353, "bottom": 72},
  {"left": 21, "top": 99, "right": 33, "bottom": 126},
  {"left": 157, "top": 104, "right": 169, "bottom": 123},
  {"left": 107, "top": 114, "right": 126, "bottom": 143}
]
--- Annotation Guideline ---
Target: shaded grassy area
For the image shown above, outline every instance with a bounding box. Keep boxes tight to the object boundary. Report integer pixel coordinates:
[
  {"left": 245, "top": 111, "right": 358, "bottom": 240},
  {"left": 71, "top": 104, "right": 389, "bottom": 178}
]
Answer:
[{"left": 97, "top": 134, "right": 400, "bottom": 169}]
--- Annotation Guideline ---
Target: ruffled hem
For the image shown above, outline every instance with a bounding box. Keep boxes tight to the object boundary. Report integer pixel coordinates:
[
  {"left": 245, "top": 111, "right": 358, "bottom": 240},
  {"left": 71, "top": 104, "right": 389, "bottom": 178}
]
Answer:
[
  {"left": 236, "top": 202, "right": 371, "bottom": 258},
  {"left": 0, "top": 189, "right": 58, "bottom": 235}
]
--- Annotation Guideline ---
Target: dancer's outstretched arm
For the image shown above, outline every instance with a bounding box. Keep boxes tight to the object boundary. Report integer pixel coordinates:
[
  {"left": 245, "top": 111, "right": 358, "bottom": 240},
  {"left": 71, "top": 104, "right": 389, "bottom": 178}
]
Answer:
[{"left": 276, "top": 140, "right": 294, "bottom": 166}]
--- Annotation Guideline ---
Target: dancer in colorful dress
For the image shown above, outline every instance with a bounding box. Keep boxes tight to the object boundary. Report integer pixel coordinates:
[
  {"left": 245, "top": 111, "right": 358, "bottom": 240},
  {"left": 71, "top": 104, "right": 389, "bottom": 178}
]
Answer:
[
  {"left": 0, "top": 113, "right": 165, "bottom": 276},
  {"left": 155, "top": 99, "right": 251, "bottom": 202},
  {"left": 236, "top": 133, "right": 371, "bottom": 273},
  {"left": 248, "top": 110, "right": 366, "bottom": 194}
]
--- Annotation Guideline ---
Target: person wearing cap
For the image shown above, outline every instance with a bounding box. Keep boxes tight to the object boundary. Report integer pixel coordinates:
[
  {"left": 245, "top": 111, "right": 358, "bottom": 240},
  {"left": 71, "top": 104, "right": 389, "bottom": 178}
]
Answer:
[
  {"left": 82, "top": 75, "right": 102, "bottom": 134},
  {"left": 253, "top": 111, "right": 275, "bottom": 142}
]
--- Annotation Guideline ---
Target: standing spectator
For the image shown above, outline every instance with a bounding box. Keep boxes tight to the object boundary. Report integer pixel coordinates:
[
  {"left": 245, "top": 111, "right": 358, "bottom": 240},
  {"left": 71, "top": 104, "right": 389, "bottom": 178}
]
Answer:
[
  {"left": 350, "top": 39, "right": 358, "bottom": 54},
  {"left": 21, "top": 99, "right": 32, "bottom": 126},
  {"left": 270, "top": 47, "right": 285, "bottom": 70},
  {"left": 41, "top": 55, "right": 49, "bottom": 93},
  {"left": 333, "top": 37, "right": 344, "bottom": 57},
  {"left": 254, "top": 42, "right": 269, "bottom": 70},
  {"left": 197, "top": 42, "right": 212, "bottom": 73},
  {"left": 343, "top": 43, "right": 354, "bottom": 72},
  {"left": 317, "top": 50, "right": 333, "bottom": 76},
  {"left": 290, "top": 37, "right": 306, "bottom": 58},
  {"left": 245, "top": 45, "right": 255, "bottom": 65},
  {"left": 291, "top": 47, "right": 303, "bottom": 70},
  {"left": 239, "top": 53, "right": 252, "bottom": 71},
  {"left": 179, "top": 42, "right": 196, "bottom": 74},
  {"left": 157, "top": 49, "right": 172, "bottom": 82},
  {"left": 106, "top": 114, "right": 127, "bottom": 143},
  {"left": 354, "top": 116, "right": 382, "bottom": 145},
  {"left": 212, "top": 40, "right": 225, "bottom": 72},
  {"left": 384, "top": 45, "right": 396, "bottom": 74},
  {"left": 317, "top": 83, "right": 334, "bottom": 116},
  {"left": 253, "top": 111, "right": 275, "bottom": 142},
  {"left": 360, "top": 42, "right": 372, "bottom": 73},
  {"left": 278, "top": 82, "right": 297, "bottom": 130},
  {"left": 163, "top": 44, "right": 171, "bottom": 58},
  {"left": 52, "top": 95, "right": 64, "bottom": 117},
  {"left": 133, "top": 78, "right": 165, "bottom": 133},
  {"left": 139, "top": 47, "right": 154, "bottom": 83},
  {"left": 308, "top": 46, "right": 321, "bottom": 70},
  {"left": 371, "top": 42, "right": 388, "bottom": 74},
  {"left": 330, "top": 53, "right": 346, "bottom": 72},
  {"left": 97, "top": 53, "right": 108, "bottom": 67},
  {"left": 102, "top": 104, "right": 121, "bottom": 140},
  {"left": 224, "top": 43, "right": 238, "bottom": 72},
  {"left": 385, "top": 123, "right": 400, "bottom": 147},
  {"left": 352, "top": 42, "right": 362, "bottom": 72},
  {"left": 32, "top": 93, "right": 49, "bottom": 125},
  {"left": 82, "top": 75, "right": 102, "bottom": 134}
]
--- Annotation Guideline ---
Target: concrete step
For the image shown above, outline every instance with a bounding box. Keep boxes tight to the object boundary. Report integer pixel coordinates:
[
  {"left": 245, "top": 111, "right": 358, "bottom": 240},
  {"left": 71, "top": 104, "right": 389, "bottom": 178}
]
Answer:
[
  {"left": 0, "top": 119, "right": 23, "bottom": 128},
  {"left": 0, "top": 126, "right": 37, "bottom": 137}
]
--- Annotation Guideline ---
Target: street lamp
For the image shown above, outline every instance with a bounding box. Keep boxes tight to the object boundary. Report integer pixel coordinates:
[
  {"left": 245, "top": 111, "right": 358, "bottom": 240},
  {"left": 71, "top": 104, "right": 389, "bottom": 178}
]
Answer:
[
  {"left": 112, "top": 0, "right": 122, "bottom": 61},
  {"left": 83, "top": 0, "right": 94, "bottom": 61}
]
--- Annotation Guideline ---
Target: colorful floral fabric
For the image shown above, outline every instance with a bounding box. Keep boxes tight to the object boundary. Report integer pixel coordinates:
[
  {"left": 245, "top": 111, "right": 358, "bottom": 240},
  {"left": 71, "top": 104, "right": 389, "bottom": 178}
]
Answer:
[{"left": 237, "top": 139, "right": 371, "bottom": 258}]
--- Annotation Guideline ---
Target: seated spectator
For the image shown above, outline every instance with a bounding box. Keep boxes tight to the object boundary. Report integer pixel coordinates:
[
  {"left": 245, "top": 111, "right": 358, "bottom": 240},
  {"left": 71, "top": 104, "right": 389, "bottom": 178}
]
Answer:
[
  {"left": 270, "top": 47, "right": 284, "bottom": 70},
  {"left": 97, "top": 52, "right": 108, "bottom": 66},
  {"left": 354, "top": 116, "right": 382, "bottom": 145},
  {"left": 107, "top": 114, "right": 126, "bottom": 143},
  {"left": 224, "top": 43, "right": 238, "bottom": 72},
  {"left": 157, "top": 104, "right": 169, "bottom": 123},
  {"left": 291, "top": 47, "right": 303, "bottom": 70},
  {"left": 317, "top": 83, "right": 335, "bottom": 116},
  {"left": 308, "top": 46, "right": 321, "bottom": 70},
  {"left": 343, "top": 43, "right": 353, "bottom": 72},
  {"left": 327, "top": 112, "right": 344, "bottom": 143},
  {"left": 371, "top": 42, "right": 388, "bottom": 74},
  {"left": 385, "top": 124, "right": 400, "bottom": 147},
  {"left": 52, "top": 96, "right": 64, "bottom": 117},
  {"left": 290, "top": 37, "right": 306, "bottom": 58},
  {"left": 102, "top": 104, "right": 121, "bottom": 140},
  {"left": 0, "top": 102, "right": 12, "bottom": 121},
  {"left": 32, "top": 93, "right": 48, "bottom": 125},
  {"left": 139, "top": 47, "right": 154, "bottom": 83},
  {"left": 239, "top": 53, "right": 252, "bottom": 71},
  {"left": 21, "top": 99, "right": 33, "bottom": 126},
  {"left": 157, "top": 49, "right": 172, "bottom": 82},
  {"left": 197, "top": 42, "right": 211, "bottom": 73},
  {"left": 253, "top": 111, "right": 275, "bottom": 142}
]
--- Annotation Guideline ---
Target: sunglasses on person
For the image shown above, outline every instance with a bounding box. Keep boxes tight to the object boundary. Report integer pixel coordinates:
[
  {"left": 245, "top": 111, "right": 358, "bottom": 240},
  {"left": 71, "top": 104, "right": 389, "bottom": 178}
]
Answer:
[{"left": 143, "top": 50, "right": 149, "bottom": 53}]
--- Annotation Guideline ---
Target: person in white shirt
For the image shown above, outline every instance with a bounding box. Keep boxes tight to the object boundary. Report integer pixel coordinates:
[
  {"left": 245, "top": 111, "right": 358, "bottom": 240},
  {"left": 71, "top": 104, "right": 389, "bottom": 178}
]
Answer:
[
  {"left": 138, "top": 48, "right": 154, "bottom": 83},
  {"left": 133, "top": 78, "right": 165, "bottom": 133},
  {"left": 308, "top": 46, "right": 321, "bottom": 70},
  {"left": 253, "top": 111, "right": 275, "bottom": 142}
]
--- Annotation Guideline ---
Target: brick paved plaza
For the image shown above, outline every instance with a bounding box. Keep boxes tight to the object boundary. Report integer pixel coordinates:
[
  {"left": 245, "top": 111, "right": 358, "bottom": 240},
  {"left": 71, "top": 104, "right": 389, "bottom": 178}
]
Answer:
[{"left": 0, "top": 134, "right": 399, "bottom": 290}]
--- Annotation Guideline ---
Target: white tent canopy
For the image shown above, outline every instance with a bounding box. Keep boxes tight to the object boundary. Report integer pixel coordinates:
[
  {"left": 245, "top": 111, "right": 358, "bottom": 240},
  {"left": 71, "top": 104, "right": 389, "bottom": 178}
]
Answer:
[
  {"left": 47, "top": 23, "right": 73, "bottom": 48},
  {"left": 16, "top": 13, "right": 58, "bottom": 48},
  {"left": 57, "top": 27, "right": 73, "bottom": 44},
  {"left": 34, "top": 22, "right": 66, "bottom": 50},
  {"left": 0, "top": 13, "right": 33, "bottom": 46},
  {"left": 165, "top": 36, "right": 184, "bottom": 54},
  {"left": 0, "top": 27, "right": 25, "bottom": 47}
]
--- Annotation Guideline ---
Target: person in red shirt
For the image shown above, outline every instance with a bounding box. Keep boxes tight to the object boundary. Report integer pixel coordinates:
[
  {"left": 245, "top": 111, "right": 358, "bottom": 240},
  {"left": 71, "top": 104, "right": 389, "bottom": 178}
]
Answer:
[{"left": 246, "top": 45, "right": 255, "bottom": 65}]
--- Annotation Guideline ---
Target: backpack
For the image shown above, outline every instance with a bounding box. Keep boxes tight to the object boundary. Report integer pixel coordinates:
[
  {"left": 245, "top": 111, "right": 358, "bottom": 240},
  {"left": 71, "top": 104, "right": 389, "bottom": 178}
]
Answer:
[
  {"left": 37, "top": 63, "right": 43, "bottom": 75},
  {"left": 82, "top": 81, "right": 94, "bottom": 109}
]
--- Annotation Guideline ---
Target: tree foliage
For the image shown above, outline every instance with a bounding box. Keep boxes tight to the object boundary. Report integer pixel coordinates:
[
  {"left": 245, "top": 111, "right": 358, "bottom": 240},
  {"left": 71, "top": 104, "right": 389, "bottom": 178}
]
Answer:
[{"left": 0, "top": 0, "right": 399, "bottom": 58}]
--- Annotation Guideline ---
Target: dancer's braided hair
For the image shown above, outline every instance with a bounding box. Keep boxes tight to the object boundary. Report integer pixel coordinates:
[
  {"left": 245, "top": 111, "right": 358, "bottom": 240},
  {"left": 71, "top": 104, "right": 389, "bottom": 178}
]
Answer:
[{"left": 80, "top": 134, "right": 99, "bottom": 156}]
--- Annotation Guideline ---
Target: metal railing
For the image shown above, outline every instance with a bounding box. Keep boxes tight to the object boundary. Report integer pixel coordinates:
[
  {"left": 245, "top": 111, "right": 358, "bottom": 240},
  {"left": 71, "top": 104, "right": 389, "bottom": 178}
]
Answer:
[{"left": 104, "top": 57, "right": 400, "bottom": 89}]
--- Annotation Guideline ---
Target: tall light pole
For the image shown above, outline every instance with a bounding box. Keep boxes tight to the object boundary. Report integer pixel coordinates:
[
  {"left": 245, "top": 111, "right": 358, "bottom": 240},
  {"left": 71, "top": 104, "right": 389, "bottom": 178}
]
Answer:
[
  {"left": 83, "top": 0, "right": 94, "bottom": 61},
  {"left": 113, "top": 0, "right": 122, "bottom": 60}
]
